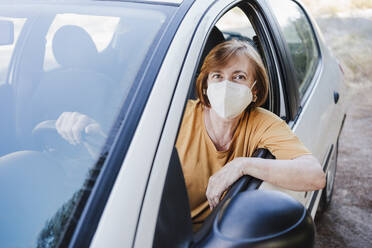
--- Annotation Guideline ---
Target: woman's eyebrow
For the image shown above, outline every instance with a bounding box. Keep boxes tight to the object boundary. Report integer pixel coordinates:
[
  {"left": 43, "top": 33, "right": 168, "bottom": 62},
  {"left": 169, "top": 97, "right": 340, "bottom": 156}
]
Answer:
[{"left": 233, "top": 70, "right": 248, "bottom": 75}]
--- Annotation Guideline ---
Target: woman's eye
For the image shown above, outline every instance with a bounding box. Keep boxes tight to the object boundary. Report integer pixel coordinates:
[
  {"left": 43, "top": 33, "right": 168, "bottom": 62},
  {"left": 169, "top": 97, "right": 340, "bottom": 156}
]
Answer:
[
  {"left": 211, "top": 74, "right": 221, "bottom": 79},
  {"left": 234, "top": 74, "right": 246, "bottom": 80}
]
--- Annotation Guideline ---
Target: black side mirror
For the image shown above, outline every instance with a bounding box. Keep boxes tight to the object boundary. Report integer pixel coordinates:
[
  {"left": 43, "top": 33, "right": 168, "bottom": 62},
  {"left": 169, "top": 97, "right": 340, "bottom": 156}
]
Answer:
[
  {"left": 0, "top": 20, "right": 14, "bottom": 46},
  {"left": 195, "top": 190, "right": 315, "bottom": 248}
]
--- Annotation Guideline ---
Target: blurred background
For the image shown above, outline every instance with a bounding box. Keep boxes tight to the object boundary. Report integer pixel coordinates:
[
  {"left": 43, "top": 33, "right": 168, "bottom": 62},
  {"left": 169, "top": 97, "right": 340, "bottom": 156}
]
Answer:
[{"left": 301, "top": 0, "right": 372, "bottom": 247}]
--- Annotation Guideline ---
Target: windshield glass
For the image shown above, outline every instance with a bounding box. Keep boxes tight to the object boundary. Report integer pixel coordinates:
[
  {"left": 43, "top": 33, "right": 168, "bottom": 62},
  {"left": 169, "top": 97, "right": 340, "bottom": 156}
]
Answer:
[{"left": 0, "top": 2, "right": 166, "bottom": 247}]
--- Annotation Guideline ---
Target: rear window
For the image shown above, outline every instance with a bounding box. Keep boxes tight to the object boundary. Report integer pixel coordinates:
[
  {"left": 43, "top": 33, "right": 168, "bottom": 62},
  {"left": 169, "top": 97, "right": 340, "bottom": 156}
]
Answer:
[
  {"left": 268, "top": 0, "right": 320, "bottom": 98},
  {"left": 0, "top": 3, "right": 166, "bottom": 247}
]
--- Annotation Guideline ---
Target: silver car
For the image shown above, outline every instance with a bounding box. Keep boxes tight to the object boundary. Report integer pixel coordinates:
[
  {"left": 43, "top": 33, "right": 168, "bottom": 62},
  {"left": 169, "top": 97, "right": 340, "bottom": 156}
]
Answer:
[{"left": 0, "top": 0, "right": 345, "bottom": 247}]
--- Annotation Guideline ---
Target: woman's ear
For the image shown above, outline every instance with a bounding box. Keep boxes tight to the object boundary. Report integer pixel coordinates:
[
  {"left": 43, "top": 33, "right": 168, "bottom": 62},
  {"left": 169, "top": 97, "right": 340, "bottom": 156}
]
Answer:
[
  {"left": 252, "top": 87, "right": 258, "bottom": 102},
  {"left": 253, "top": 94, "right": 257, "bottom": 102}
]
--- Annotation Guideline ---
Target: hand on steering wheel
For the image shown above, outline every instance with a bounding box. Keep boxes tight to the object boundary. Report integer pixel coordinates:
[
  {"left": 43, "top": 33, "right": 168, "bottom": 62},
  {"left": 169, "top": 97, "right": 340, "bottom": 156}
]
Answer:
[
  {"left": 55, "top": 112, "right": 107, "bottom": 157},
  {"left": 32, "top": 112, "right": 107, "bottom": 157},
  {"left": 55, "top": 112, "right": 104, "bottom": 145}
]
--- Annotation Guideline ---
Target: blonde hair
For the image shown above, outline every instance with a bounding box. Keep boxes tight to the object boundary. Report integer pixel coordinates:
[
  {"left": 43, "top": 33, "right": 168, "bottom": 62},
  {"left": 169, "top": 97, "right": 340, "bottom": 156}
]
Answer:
[{"left": 196, "top": 39, "right": 269, "bottom": 110}]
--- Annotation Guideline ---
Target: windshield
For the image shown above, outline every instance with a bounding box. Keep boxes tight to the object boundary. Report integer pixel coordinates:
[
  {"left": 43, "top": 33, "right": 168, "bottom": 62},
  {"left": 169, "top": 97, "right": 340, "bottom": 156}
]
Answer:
[{"left": 0, "top": 2, "right": 166, "bottom": 247}]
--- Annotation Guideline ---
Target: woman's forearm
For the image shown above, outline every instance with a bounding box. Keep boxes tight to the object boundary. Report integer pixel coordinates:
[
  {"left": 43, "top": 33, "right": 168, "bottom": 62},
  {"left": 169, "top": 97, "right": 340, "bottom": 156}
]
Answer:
[{"left": 238, "top": 155, "right": 326, "bottom": 191}]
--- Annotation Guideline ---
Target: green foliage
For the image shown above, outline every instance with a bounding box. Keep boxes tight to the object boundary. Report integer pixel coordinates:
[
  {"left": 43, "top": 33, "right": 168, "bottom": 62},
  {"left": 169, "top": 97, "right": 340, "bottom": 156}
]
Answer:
[
  {"left": 36, "top": 190, "right": 83, "bottom": 248},
  {"left": 284, "top": 15, "right": 317, "bottom": 95}
]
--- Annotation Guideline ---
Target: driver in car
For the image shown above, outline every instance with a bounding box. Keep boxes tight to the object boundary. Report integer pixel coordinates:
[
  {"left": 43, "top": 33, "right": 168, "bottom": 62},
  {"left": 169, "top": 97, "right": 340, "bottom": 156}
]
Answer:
[
  {"left": 54, "top": 39, "right": 326, "bottom": 232},
  {"left": 175, "top": 39, "right": 326, "bottom": 230}
]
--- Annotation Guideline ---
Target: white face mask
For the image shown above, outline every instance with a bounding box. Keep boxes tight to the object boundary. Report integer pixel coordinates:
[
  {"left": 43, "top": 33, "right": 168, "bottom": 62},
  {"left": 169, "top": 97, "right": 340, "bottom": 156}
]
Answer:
[{"left": 207, "top": 80, "right": 256, "bottom": 119}]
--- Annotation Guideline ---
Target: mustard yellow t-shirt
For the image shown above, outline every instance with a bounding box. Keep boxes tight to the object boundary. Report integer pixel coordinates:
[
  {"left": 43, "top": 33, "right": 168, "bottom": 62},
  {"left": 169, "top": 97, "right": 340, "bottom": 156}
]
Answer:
[{"left": 175, "top": 99, "right": 311, "bottom": 228}]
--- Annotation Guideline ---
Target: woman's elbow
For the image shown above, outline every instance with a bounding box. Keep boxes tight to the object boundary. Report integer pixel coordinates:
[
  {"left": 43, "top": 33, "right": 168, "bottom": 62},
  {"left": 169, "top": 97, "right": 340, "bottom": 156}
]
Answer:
[
  {"left": 299, "top": 155, "right": 326, "bottom": 190},
  {"left": 310, "top": 158, "right": 326, "bottom": 190},
  {"left": 312, "top": 169, "right": 326, "bottom": 190}
]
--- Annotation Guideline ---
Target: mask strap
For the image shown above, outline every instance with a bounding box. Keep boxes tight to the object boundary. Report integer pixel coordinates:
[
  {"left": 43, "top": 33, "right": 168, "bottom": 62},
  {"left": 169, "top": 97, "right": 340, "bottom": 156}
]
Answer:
[
  {"left": 251, "top": 80, "right": 257, "bottom": 102},
  {"left": 251, "top": 80, "right": 257, "bottom": 89}
]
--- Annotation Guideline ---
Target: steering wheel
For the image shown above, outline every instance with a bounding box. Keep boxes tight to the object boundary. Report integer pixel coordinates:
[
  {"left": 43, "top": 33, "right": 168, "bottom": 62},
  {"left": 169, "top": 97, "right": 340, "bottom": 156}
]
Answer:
[{"left": 31, "top": 120, "right": 90, "bottom": 156}]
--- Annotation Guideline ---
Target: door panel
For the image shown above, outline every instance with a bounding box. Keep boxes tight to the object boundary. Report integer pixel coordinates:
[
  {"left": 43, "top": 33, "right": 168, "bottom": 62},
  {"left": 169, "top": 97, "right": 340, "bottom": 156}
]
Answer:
[{"left": 264, "top": 0, "right": 345, "bottom": 215}]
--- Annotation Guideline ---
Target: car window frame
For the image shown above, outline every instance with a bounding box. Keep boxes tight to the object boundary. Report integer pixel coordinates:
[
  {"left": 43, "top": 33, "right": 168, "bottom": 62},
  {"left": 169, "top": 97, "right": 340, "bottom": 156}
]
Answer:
[
  {"left": 146, "top": 2, "right": 329, "bottom": 246},
  {"left": 147, "top": 1, "right": 249, "bottom": 245},
  {"left": 183, "top": 2, "right": 283, "bottom": 116},
  {"left": 148, "top": 0, "right": 291, "bottom": 245}
]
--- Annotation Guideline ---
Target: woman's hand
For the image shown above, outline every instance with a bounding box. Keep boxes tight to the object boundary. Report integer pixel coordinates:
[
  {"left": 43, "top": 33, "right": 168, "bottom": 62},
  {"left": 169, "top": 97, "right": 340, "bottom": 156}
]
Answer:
[
  {"left": 206, "top": 158, "right": 245, "bottom": 209},
  {"left": 56, "top": 112, "right": 107, "bottom": 156}
]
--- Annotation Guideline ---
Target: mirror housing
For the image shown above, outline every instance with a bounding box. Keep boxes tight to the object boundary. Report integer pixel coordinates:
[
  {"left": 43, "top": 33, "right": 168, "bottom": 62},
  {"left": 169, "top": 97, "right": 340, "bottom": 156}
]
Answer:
[
  {"left": 196, "top": 190, "right": 315, "bottom": 248},
  {"left": 0, "top": 20, "right": 14, "bottom": 45}
]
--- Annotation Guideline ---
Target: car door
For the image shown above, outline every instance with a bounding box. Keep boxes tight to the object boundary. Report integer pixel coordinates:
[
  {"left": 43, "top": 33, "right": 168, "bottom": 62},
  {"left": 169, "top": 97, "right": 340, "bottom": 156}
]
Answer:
[
  {"left": 132, "top": 1, "right": 344, "bottom": 247},
  {"left": 262, "top": 0, "right": 346, "bottom": 216}
]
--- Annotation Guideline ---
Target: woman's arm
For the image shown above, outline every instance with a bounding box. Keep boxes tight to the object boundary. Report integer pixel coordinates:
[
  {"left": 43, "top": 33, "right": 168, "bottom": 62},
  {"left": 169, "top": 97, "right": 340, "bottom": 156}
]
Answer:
[
  {"left": 240, "top": 155, "right": 325, "bottom": 191},
  {"left": 206, "top": 155, "right": 326, "bottom": 209}
]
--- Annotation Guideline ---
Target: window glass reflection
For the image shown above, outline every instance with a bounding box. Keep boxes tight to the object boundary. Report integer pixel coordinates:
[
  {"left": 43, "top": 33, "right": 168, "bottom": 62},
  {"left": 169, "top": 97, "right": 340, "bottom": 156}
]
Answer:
[
  {"left": 0, "top": 4, "right": 166, "bottom": 247},
  {"left": 269, "top": 0, "right": 320, "bottom": 97},
  {"left": 0, "top": 17, "right": 26, "bottom": 85}
]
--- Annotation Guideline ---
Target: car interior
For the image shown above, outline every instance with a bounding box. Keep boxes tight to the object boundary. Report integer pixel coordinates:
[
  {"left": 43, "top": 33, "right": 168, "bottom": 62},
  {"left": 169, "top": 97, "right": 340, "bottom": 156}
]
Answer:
[
  {"left": 0, "top": 11, "right": 165, "bottom": 247},
  {"left": 28, "top": 25, "right": 115, "bottom": 153},
  {"left": 0, "top": 12, "right": 162, "bottom": 155},
  {"left": 0, "top": 21, "right": 117, "bottom": 248}
]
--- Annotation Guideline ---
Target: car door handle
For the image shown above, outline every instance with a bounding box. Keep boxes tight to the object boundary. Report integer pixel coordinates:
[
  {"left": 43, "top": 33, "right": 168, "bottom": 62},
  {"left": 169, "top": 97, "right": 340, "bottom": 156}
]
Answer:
[{"left": 334, "top": 91, "right": 340, "bottom": 104}]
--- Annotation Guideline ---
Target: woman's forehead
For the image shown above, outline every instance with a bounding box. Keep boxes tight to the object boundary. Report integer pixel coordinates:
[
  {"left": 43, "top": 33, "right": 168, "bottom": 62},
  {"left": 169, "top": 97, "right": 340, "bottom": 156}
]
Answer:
[{"left": 211, "top": 54, "right": 254, "bottom": 74}]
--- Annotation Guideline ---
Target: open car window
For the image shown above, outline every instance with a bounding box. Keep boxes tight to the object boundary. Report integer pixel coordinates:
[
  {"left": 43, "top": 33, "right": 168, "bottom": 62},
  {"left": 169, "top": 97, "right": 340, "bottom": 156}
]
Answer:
[
  {"left": 153, "top": 3, "right": 275, "bottom": 246},
  {"left": 189, "top": 5, "right": 273, "bottom": 110},
  {"left": 216, "top": 7, "right": 256, "bottom": 43}
]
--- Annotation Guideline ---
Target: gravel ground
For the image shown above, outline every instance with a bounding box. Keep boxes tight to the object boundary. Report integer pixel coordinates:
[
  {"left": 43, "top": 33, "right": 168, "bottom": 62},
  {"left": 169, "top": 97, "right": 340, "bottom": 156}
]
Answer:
[{"left": 314, "top": 14, "right": 372, "bottom": 248}]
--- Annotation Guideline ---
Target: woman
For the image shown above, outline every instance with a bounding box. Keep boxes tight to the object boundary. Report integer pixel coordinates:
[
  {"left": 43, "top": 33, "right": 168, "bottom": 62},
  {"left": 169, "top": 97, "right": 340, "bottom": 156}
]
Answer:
[{"left": 176, "top": 39, "right": 325, "bottom": 230}]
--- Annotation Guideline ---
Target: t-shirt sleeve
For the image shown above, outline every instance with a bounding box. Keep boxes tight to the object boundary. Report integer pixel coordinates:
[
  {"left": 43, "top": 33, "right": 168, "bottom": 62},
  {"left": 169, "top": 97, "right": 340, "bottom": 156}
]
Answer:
[{"left": 256, "top": 115, "right": 311, "bottom": 160}]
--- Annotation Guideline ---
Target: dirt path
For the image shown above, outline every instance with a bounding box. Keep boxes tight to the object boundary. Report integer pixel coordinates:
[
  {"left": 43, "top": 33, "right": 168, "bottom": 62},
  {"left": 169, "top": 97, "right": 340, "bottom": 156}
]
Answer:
[
  {"left": 314, "top": 14, "right": 372, "bottom": 248},
  {"left": 315, "top": 84, "right": 372, "bottom": 247}
]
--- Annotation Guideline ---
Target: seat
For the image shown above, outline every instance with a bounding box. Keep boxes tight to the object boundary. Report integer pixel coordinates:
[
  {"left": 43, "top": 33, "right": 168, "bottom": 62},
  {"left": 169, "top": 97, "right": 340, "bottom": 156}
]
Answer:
[
  {"left": 198, "top": 26, "right": 226, "bottom": 72},
  {"left": 24, "top": 25, "right": 115, "bottom": 140},
  {"left": 189, "top": 26, "right": 225, "bottom": 99}
]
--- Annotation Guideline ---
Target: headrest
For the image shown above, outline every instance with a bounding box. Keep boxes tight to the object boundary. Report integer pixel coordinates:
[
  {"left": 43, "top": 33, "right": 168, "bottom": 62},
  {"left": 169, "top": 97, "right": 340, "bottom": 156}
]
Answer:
[
  {"left": 200, "top": 27, "right": 225, "bottom": 65},
  {"left": 52, "top": 25, "right": 98, "bottom": 69}
]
